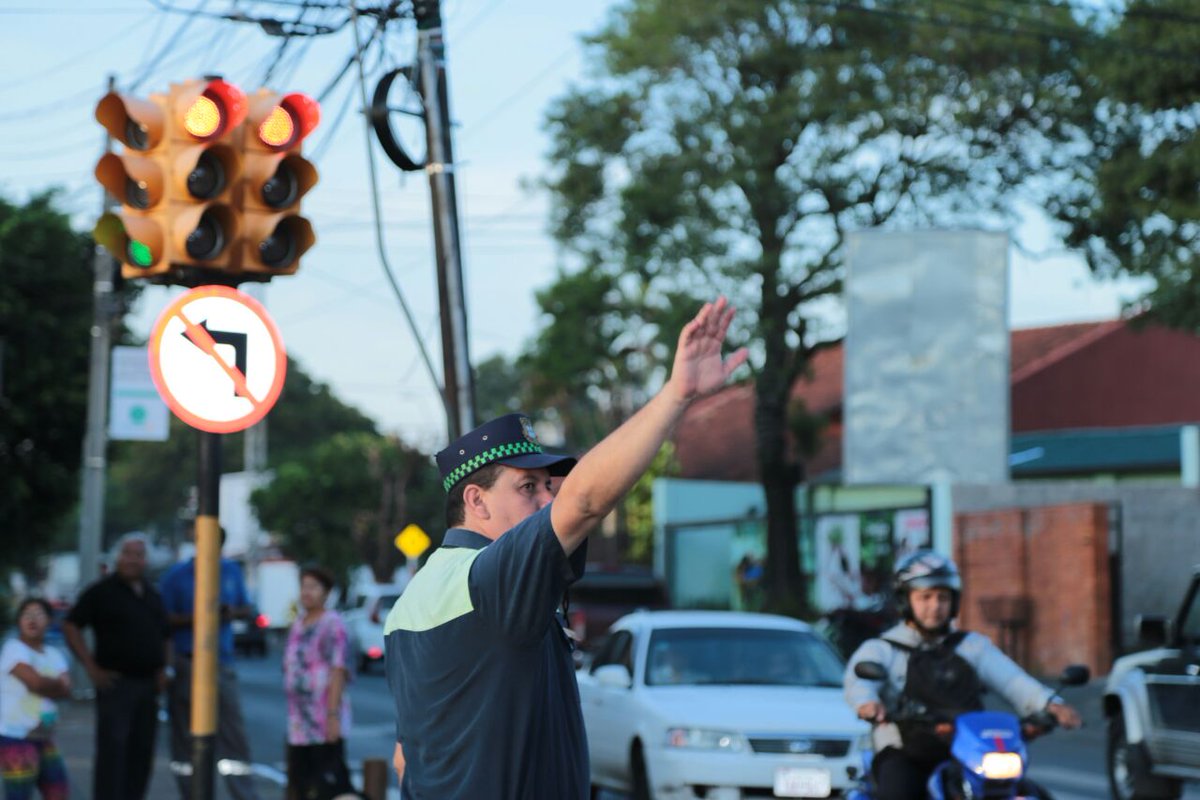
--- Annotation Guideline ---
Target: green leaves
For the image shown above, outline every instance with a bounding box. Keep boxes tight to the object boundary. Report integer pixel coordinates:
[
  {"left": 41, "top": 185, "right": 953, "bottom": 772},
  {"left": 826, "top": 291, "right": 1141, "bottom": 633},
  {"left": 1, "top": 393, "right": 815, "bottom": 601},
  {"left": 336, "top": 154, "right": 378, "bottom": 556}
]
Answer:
[
  {"left": 1050, "top": 0, "right": 1200, "bottom": 328},
  {"left": 250, "top": 432, "right": 442, "bottom": 585},
  {"left": 536, "top": 0, "right": 1095, "bottom": 605},
  {"left": 0, "top": 192, "right": 95, "bottom": 569}
]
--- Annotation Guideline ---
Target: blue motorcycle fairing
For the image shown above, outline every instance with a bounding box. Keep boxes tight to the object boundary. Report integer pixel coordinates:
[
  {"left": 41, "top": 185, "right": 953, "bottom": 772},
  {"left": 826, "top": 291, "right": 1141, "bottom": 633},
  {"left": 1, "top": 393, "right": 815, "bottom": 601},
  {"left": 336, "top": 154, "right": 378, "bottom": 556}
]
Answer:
[
  {"left": 927, "top": 710, "right": 1028, "bottom": 799},
  {"left": 849, "top": 711, "right": 1035, "bottom": 799},
  {"left": 949, "top": 710, "right": 1028, "bottom": 770}
]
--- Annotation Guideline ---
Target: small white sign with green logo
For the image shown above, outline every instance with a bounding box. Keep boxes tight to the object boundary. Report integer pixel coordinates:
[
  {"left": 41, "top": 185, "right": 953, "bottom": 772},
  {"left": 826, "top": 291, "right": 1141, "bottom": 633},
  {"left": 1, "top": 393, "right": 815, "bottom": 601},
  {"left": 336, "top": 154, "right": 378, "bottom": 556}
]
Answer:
[{"left": 109, "top": 345, "right": 169, "bottom": 441}]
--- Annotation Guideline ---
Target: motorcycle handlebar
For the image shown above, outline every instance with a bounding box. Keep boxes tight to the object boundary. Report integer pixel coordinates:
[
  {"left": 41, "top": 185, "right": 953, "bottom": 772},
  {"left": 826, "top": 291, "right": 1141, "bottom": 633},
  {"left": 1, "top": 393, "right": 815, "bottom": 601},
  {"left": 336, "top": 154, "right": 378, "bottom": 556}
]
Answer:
[{"left": 878, "top": 706, "right": 1059, "bottom": 740}]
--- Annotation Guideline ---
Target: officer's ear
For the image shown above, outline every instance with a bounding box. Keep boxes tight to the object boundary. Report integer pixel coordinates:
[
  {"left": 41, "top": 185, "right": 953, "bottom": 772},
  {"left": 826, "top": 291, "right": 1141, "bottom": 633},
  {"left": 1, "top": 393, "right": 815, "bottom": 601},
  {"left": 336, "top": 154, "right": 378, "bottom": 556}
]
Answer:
[{"left": 462, "top": 483, "right": 490, "bottom": 521}]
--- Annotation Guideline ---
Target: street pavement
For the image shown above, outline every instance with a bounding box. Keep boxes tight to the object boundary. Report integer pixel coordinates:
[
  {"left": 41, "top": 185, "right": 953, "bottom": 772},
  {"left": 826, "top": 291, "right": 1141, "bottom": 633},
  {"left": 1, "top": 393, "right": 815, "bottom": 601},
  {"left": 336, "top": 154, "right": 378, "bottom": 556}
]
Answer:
[
  {"left": 53, "top": 638, "right": 398, "bottom": 800},
  {"left": 52, "top": 647, "right": 1200, "bottom": 799},
  {"left": 55, "top": 692, "right": 291, "bottom": 800}
]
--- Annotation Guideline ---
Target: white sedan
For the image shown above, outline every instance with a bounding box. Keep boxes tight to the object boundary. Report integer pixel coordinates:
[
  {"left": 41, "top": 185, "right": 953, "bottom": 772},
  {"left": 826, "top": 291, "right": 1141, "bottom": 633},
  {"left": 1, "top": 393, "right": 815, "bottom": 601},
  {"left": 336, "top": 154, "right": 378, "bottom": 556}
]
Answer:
[
  {"left": 343, "top": 583, "right": 404, "bottom": 673},
  {"left": 577, "top": 610, "right": 868, "bottom": 800}
]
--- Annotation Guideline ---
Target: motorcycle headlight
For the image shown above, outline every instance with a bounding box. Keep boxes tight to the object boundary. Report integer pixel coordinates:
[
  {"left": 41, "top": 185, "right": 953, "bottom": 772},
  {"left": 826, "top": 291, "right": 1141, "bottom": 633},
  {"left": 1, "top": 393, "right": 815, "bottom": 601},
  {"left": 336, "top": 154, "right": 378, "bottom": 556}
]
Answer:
[
  {"left": 979, "top": 751, "right": 1023, "bottom": 779},
  {"left": 664, "top": 727, "right": 747, "bottom": 752}
]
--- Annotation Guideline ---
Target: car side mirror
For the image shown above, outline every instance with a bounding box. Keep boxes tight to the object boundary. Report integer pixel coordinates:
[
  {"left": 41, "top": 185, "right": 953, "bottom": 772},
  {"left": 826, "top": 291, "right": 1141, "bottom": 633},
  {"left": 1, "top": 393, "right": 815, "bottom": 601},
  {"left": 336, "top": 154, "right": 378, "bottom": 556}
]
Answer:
[
  {"left": 1059, "top": 664, "right": 1090, "bottom": 686},
  {"left": 854, "top": 661, "right": 888, "bottom": 682},
  {"left": 594, "top": 664, "right": 633, "bottom": 689},
  {"left": 1135, "top": 615, "right": 1170, "bottom": 649}
]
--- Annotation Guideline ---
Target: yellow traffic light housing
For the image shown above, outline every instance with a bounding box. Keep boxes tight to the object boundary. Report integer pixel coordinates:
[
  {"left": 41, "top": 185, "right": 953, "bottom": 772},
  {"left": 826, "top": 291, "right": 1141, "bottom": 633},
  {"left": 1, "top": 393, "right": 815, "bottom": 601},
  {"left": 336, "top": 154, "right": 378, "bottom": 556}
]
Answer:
[
  {"left": 94, "top": 79, "right": 319, "bottom": 284},
  {"left": 93, "top": 89, "right": 171, "bottom": 278},
  {"left": 239, "top": 90, "right": 320, "bottom": 276},
  {"left": 165, "top": 79, "right": 246, "bottom": 276},
  {"left": 93, "top": 79, "right": 248, "bottom": 282}
]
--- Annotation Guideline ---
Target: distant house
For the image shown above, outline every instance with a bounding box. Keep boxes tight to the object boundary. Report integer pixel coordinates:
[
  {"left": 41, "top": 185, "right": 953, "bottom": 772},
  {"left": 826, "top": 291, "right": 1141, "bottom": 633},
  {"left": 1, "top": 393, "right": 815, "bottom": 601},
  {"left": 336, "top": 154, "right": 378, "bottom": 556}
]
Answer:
[{"left": 674, "top": 319, "right": 1200, "bottom": 483}]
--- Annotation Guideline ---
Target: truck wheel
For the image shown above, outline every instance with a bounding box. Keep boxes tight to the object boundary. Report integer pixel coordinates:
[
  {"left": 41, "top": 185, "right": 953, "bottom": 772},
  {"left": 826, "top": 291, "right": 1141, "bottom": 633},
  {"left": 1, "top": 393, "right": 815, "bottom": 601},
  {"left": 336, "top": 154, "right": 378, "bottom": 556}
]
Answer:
[{"left": 1108, "top": 712, "right": 1182, "bottom": 800}]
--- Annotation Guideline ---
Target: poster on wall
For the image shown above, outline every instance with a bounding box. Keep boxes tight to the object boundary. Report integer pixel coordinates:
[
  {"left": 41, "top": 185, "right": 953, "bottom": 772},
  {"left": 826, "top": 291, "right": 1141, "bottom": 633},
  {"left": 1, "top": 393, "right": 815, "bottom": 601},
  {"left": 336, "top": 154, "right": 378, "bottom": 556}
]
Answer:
[
  {"left": 814, "top": 514, "right": 864, "bottom": 613},
  {"left": 731, "top": 520, "right": 767, "bottom": 611},
  {"left": 859, "top": 512, "right": 894, "bottom": 604},
  {"left": 893, "top": 508, "right": 932, "bottom": 561}
]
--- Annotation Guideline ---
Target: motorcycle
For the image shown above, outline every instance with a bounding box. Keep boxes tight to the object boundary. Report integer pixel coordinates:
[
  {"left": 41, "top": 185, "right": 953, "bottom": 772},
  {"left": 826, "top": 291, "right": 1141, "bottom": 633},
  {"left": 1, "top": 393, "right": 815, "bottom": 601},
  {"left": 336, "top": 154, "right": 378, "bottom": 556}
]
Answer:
[{"left": 846, "top": 662, "right": 1090, "bottom": 800}]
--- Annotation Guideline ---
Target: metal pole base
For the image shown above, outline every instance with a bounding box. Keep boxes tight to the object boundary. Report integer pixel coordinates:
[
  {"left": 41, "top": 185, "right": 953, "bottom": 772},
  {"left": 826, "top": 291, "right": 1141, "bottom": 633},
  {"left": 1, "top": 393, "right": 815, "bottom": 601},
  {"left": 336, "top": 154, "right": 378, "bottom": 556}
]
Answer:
[{"left": 191, "top": 734, "right": 216, "bottom": 799}]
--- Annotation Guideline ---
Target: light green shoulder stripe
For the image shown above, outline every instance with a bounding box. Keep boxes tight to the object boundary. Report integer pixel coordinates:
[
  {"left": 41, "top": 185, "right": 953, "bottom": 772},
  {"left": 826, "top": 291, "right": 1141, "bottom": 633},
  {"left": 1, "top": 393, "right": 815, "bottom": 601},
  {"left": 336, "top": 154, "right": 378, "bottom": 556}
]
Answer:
[{"left": 384, "top": 548, "right": 480, "bottom": 633}]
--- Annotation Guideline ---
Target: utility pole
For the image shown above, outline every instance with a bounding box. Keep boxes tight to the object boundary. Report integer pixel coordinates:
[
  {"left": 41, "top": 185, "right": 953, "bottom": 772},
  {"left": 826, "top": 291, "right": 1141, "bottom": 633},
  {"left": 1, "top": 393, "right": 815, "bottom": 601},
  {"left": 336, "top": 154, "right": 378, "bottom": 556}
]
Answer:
[
  {"left": 78, "top": 74, "right": 119, "bottom": 593},
  {"left": 414, "top": 0, "right": 476, "bottom": 438}
]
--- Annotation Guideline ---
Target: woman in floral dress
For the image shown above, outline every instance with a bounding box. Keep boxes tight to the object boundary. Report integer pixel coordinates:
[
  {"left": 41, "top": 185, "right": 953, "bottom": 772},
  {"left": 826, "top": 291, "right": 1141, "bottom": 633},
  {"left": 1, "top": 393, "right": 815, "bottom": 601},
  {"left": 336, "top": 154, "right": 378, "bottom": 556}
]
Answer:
[{"left": 283, "top": 566, "right": 357, "bottom": 799}]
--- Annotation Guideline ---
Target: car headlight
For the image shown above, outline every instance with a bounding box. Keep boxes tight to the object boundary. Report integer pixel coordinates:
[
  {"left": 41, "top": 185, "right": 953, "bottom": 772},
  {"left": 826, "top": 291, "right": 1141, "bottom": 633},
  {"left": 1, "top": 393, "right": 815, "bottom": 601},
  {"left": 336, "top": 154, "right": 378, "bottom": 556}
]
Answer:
[
  {"left": 664, "top": 728, "right": 748, "bottom": 752},
  {"left": 979, "top": 751, "right": 1022, "bottom": 779}
]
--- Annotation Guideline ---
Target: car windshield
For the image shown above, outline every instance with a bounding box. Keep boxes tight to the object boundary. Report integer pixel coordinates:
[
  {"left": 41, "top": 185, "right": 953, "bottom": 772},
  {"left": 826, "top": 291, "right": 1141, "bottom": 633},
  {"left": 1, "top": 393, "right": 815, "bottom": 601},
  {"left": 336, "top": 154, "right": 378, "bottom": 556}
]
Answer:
[{"left": 644, "top": 627, "right": 844, "bottom": 688}]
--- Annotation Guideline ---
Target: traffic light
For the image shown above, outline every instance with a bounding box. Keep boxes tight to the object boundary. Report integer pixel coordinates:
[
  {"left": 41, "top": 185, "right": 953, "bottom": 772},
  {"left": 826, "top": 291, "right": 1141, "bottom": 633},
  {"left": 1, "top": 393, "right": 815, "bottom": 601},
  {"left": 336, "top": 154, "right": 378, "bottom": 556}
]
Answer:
[
  {"left": 93, "top": 90, "right": 169, "bottom": 276},
  {"left": 239, "top": 90, "right": 320, "bottom": 276},
  {"left": 93, "top": 79, "right": 247, "bottom": 281},
  {"left": 166, "top": 78, "right": 246, "bottom": 275}
]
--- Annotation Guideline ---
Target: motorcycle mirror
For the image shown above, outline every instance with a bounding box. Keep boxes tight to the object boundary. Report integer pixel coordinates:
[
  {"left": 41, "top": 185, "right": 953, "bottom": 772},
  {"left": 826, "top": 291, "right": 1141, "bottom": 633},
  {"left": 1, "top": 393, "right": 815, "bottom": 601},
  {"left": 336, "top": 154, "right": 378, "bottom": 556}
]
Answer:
[
  {"left": 1059, "top": 664, "right": 1090, "bottom": 686},
  {"left": 854, "top": 661, "right": 888, "bottom": 681}
]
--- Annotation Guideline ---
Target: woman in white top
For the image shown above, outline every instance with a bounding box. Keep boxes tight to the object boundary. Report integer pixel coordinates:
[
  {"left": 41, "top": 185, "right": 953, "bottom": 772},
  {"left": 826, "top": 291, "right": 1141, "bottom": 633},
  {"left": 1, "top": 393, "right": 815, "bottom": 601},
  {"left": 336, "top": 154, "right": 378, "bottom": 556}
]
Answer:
[{"left": 0, "top": 598, "right": 71, "bottom": 800}]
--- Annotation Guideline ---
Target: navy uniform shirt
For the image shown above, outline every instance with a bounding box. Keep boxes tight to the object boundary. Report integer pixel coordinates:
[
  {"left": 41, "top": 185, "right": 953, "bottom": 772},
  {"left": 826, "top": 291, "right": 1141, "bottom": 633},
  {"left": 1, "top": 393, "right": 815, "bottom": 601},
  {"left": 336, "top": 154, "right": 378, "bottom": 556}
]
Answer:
[{"left": 384, "top": 504, "right": 588, "bottom": 800}]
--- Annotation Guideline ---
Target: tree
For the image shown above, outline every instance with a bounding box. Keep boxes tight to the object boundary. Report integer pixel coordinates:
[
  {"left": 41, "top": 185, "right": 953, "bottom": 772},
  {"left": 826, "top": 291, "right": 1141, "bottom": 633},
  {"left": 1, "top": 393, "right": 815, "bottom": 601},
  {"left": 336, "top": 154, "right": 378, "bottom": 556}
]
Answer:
[
  {"left": 104, "top": 357, "right": 378, "bottom": 545},
  {"left": 624, "top": 441, "right": 678, "bottom": 563},
  {"left": 541, "top": 0, "right": 1092, "bottom": 613},
  {"left": 0, "top": 192, "right": 119, "bottom": 569},
  {"left": 250, "top": 432, "right": 443, "bottom": 584},
  {"left": 473, "top": 354, "right": 526, "bottom": 422},
  {"left": 1049, "top": 0, "right": 1200, "bottom": 329}
]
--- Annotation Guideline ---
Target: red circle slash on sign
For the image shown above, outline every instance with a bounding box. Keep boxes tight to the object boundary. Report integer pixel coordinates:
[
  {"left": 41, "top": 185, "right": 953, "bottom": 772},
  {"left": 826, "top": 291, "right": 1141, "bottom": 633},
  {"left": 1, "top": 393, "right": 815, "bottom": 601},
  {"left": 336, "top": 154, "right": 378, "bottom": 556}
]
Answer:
[{"left": 148, "top": 285, "right": 287, "bottom": 434}]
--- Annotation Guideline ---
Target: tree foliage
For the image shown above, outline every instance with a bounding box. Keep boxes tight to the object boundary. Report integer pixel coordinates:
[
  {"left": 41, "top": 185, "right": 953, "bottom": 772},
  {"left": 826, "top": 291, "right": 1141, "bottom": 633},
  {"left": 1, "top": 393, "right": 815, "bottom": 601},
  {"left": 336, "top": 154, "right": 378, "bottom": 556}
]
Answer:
[
  {"left": 541, "top": 0, "right": 1093, "bottom": 612},
  {"left": 0, "top": 193, "right": 111, "bottom": 568},
  {"left": 624, "top": 441, "right": 678, "bottom": 564},
  {"left": 105, "top": 357, "right": 378, "bottom": 545},
  {"left": 249, "top": 432, "right": 443, "bottom": 584},
  {"left": 1050, "top": 0, "right": 1200, "bottom": 328}
]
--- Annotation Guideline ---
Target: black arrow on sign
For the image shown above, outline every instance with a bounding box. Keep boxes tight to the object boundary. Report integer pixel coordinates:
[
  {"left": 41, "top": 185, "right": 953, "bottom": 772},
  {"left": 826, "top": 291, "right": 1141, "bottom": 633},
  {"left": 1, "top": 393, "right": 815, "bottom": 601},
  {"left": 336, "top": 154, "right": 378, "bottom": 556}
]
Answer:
[{"left": 182, "top": 320, "right": 248, "bottom": 396}]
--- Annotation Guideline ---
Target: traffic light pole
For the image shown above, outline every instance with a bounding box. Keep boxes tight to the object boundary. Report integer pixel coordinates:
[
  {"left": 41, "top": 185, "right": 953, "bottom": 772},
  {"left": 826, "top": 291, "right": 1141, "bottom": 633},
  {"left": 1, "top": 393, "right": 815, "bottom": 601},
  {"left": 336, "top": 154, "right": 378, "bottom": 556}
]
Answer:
[
  {"left": 415, "top": 0, "right": 476, "bottom": 438},
  {"left": 191, "top": 431, "right": 222, "bottom": 800},
  {"left": 78, "top": 74, "right": 119, "bottom": 599}
]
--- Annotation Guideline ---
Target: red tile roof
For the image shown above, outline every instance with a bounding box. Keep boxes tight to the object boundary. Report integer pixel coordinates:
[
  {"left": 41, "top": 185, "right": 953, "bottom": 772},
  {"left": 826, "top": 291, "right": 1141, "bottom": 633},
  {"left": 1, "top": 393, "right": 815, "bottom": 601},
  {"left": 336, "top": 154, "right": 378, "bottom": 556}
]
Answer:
[{"left": 673, "top": 318, "right": 1154, "bottom": 481}]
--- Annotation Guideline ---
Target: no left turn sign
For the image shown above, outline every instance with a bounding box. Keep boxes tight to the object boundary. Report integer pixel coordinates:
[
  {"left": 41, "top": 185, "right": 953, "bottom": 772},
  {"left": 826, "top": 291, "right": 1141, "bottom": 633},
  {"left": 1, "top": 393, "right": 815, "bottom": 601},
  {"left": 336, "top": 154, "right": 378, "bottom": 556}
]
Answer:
[{"left": 148, "top": 285, "right": 287, "bottom": 434}]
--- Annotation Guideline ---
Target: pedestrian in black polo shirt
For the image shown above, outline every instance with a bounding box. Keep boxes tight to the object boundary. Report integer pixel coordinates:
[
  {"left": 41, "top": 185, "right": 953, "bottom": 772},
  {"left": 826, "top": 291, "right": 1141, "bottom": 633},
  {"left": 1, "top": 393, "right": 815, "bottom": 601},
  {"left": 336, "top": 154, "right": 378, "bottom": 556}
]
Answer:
[
  {"left": 384, "top": 297, "right": 747, "bottom": 799},
  {"left": 64, "top": 533, "right": 169, "bottom": 800}
]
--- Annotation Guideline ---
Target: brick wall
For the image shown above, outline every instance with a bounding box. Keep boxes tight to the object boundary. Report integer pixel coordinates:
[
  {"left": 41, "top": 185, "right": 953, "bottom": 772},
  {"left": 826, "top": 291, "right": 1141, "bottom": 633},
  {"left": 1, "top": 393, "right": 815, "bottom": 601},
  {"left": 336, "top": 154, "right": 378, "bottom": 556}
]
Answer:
[{"left": 955, "top": 502, "right": 1112, "bottom": 678}]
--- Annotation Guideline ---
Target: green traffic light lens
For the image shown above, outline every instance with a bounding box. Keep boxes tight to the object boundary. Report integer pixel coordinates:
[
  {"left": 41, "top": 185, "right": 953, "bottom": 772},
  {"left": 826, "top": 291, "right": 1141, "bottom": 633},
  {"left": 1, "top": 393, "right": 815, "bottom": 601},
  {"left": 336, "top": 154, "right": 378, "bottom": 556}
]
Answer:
[{"left": 127, "top": 239, "right": 153, "bottom": 267}]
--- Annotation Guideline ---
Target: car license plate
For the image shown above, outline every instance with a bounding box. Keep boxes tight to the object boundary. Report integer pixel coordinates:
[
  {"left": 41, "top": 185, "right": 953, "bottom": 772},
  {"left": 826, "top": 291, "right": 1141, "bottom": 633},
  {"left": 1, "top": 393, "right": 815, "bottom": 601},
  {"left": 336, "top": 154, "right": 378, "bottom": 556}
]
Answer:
[{"left": 773, "top": 766, "right": 831, "bottom": 798}]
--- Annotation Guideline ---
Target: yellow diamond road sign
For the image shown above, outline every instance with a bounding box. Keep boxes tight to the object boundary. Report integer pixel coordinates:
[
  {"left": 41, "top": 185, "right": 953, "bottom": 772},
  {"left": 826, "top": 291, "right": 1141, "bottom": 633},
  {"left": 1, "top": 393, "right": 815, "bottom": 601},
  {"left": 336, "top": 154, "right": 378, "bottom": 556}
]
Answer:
[{"left": 395, "top": 524, "right": 431, "bottom": 559}]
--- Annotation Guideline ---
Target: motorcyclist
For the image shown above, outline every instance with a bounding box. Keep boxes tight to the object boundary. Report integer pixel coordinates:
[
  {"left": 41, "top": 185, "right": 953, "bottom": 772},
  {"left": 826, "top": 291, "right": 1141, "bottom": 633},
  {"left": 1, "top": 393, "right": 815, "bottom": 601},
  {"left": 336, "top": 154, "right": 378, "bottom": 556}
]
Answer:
[{"left": 843, "top": 550, "right": 1082, "bottom": 799}]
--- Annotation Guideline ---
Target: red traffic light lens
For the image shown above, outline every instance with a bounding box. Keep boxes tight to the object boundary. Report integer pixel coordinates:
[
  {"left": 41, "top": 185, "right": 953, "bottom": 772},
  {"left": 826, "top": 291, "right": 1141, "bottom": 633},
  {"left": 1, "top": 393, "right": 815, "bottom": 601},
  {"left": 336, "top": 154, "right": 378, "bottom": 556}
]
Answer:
[
  {"left": 182, "top": 80, "right": 247, "bottom": 141},
  {"left": 258, "top": 106, "right": 296, "bottom": 148},
  {"left": 256, "top": 93, "right": 320, "bottom": 150},
  {"left": 184, "top": 94, "right": 223, "bottom": 138}
]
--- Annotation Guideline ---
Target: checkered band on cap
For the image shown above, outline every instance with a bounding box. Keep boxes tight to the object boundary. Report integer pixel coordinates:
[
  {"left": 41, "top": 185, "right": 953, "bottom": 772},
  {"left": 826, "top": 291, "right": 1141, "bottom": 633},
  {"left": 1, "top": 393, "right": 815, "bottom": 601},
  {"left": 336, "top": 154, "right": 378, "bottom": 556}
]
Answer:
[{"left": 441, "top": 440, "right": 544, "bottom": 492}]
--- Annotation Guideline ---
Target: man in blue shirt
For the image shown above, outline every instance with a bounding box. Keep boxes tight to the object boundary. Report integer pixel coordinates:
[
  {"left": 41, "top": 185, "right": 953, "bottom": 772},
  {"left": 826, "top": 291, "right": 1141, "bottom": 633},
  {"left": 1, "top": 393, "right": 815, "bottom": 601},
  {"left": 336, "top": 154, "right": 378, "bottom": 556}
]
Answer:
[
  {"left": 160, "top": 527, "right": 261, "bottom": 800},
  {"left": 385, "top": 297, "right": 748, "bottom": 799}
]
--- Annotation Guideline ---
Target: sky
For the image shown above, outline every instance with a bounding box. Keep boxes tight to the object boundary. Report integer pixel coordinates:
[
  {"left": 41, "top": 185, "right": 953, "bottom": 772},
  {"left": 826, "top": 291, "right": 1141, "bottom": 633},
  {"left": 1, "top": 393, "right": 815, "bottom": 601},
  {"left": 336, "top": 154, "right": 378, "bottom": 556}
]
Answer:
[{"left": 0, "top": 0, "right": 1152, "bottom": 451}]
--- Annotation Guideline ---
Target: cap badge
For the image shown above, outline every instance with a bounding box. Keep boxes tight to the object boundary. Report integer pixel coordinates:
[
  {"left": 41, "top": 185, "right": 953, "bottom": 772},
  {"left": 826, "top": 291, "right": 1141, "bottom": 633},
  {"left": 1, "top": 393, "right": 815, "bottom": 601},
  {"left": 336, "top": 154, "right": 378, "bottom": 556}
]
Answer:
[{"left": 520, "top": 416, "right": 538, "bottom": 445}]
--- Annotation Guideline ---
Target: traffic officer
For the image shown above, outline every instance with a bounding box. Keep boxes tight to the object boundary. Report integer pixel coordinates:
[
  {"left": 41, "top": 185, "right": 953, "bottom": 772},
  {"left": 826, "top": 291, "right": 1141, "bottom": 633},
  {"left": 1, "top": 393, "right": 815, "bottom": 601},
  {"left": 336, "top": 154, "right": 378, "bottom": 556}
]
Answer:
[{"left": 383, "top": 297, "right": 747, "bottom": 799}]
